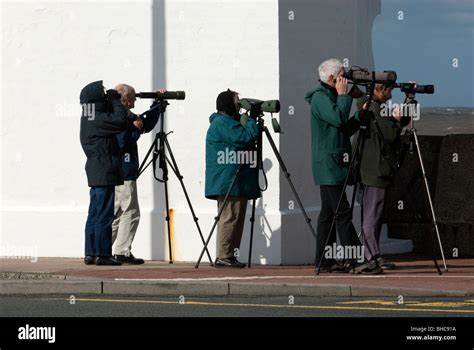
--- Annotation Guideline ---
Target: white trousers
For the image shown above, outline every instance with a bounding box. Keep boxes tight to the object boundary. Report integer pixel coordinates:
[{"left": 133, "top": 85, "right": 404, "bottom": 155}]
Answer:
[{"left": 112, "top": 180, "right": 140, "bottom": 256}]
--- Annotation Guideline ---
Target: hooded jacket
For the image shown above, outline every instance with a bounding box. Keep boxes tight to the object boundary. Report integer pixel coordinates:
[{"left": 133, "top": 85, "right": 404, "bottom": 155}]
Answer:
[
  {"left": 205, "top": 112, "right": 260, "bottom": 200},
  {"left": 305, "top": 82, "right": 353, "bottom": 185},
  {"left": 79, "top": 81, "right": 129, "bottom": 187}
]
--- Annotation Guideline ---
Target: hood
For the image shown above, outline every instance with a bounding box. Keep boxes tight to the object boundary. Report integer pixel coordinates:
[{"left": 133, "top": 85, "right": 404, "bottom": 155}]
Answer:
[
  {"left": 216, "top": 89, "right": 240, "bottom": 120},
  {"left": 80, "top": 80, "right": 106, "bottom": 104},
  {"left": 305, "top": 82, "right": 337, "bottom": 104},
  {"left": 209, "top": 112, "right": 221, "bottom": 124},
  {"left": 305, "top": 87, "right": 320, "bottom": 104}
]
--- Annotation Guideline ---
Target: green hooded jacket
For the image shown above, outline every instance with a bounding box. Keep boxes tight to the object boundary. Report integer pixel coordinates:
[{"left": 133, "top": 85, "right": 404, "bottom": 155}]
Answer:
[
  {"left": 305, "top": 83, "right": 354, "bottom": 185},
  {"left": 205, "top": 112, "right": 261, "bottom": 200}
]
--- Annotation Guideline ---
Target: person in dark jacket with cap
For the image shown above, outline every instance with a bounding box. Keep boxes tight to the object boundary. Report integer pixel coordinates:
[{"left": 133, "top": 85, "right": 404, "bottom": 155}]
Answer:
[
  {"left": 353, "top": 83, "right": 412, "bottom": 274},
  {"left": 79, "top": 80, "right": 130, "bottom": 266},
  {"left": 205, "top": 89, "right": 260, "bottom": 268}
]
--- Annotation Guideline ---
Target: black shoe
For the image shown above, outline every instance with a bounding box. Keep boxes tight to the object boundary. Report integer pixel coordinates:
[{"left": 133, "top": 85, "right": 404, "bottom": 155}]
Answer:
[
  {"left": 214, "top": 257, "right": 246, "bottom": 268},
  {"left": 355, "top": 261, "right": 383, "bottom": 275},
  {"left": 84, "top": 256, "right": 95, "bottom": 265},
  {"left": 95, "top": 256, "right": 123, "bottom": 266},
  {"left": 114, "top": 253, "right": 145, "bottom": 265}
]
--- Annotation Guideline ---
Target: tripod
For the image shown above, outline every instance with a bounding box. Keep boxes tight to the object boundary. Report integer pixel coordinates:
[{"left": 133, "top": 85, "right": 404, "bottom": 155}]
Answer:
[
  {"left": 195, "top": 114, "right": 318, "bottom": 268},
  {"left": 315, "top": 87, "right": 446, "bottom": 274},
  {"left": 404, "top": 97, "right": 447, "bottom": 272},
  {"left": 138, "top": 100, "right": 213, "bottom": 265}
]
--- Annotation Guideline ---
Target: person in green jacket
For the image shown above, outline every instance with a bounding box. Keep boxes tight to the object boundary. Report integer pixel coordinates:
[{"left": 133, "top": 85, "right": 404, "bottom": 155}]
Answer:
[
  {"left": 305, "top": 58, "right": 361, "bottom": 273},
  {"left": 354, "top": 83, "right": 412, "bottom": 275},
  {"left": 205, "top": 89, "right": 260, "bottom": 268}
]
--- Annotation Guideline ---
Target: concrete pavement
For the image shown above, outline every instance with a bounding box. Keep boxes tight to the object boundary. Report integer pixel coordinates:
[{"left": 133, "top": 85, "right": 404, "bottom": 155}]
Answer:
[{"left": 1, "top": 254, "right": 473, "bottom": 297}]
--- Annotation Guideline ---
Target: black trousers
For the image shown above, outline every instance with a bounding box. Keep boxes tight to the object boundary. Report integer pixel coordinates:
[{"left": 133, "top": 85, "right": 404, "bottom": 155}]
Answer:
[{"left": 316, "top": 185, "right": 360, "bottom": 264}]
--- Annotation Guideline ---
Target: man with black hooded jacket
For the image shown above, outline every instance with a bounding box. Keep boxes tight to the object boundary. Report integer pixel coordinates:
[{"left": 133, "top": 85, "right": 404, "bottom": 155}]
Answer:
[{"left": 79, "top": 80, "right": 131, "bottom": 266}]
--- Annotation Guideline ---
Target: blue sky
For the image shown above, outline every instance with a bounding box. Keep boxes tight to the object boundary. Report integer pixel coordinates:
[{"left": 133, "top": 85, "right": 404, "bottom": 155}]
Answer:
[{"left": 373, "top": 0, "right": 473, "bottom": 107}]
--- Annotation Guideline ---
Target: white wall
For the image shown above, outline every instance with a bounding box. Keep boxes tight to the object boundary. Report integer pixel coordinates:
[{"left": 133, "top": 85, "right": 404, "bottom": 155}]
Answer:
[
  {"left": 156, "top": 0, "right": 281, "bottom": 263},
  {"left": 0, "top": 0, "right": 281, "bottom": 263},
  {"left": 0, "top": 0, "right": 156, "bottom": 258},
  {"left": 1, "top": 0, "right": 380, "bottom": 264}
]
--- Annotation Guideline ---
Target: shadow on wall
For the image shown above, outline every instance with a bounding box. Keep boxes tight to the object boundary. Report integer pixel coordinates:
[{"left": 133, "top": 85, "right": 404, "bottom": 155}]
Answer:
[
  {"left": 150, "top": 0, "right": 167, "bottom": 260},
  {"left": 239, "top": 158, "right": 283, "bottom": 265}
]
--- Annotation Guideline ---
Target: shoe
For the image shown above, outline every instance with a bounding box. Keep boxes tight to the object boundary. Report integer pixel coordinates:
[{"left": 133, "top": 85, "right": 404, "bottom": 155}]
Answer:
[
  {"left": 214, "top": 257, "right": 246, "bottom": 268},
  {"left": 377, "top": 257, "right": 396, "bottom": 270},
  {"left": 355, "top": 261, "right": 383, "bottom": 275},
  {"left": 330, "top": 260, "right": 355, "bottom": 273},
  {"left": 114, "top": 253, "right": 145, "bottom": 265},
  {"left": 84, "top": 256, "right": 95, "bottom": 265},
  {"left": 95, "top": 256, "right": 123, "bottom": 266}
]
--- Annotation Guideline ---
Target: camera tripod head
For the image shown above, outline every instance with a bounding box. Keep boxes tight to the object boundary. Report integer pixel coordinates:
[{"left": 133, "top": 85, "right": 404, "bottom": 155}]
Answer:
[{"left": 239, "top": 98, "right": 282, "bottom": 133}]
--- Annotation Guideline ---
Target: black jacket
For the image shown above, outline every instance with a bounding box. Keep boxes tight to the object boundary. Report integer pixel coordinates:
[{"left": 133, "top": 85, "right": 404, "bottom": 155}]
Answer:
[
  {"left": 355, "top": 98, "right": 410, "bottom": 188},
  {"left": 116, "top": 104, "right": 161, "bottom": 181},
  {"left": 79, "top": 81, "right": 129, "bottom": 187}
]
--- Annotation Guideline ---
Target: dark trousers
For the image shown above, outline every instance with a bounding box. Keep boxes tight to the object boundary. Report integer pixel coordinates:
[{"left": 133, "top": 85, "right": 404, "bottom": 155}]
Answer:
[
  {"left": 85, "top": 186, "right": 115, "bottom": 257},
  {"left": 361, "top": 185, "right": 386, "bottom": 262},
  {"left": 316, "top": 185, "right": 360, "bottom": 263}
]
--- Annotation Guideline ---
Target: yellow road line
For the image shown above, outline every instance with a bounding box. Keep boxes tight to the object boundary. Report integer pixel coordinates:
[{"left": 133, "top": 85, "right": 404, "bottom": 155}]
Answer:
[
  {"left": 73, "top": 298, "right": 474, "bottom": 314},
  {"left": 340, "top": 299, "right": 474, "bottom": 307}
]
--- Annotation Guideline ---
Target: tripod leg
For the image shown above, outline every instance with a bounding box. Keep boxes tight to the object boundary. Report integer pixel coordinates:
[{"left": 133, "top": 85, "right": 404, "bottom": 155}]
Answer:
[
  {"left": 154, "top": 130, "right": 174, "bottom": 264},
  {"left": 412, "top": 130, "right": 447, "bottom": 272},
  {"left": 263, "top": 127, "right": 317, "bottom": 239},
  {"left": 400, "top": 154, "right": 442, "bottom": 274},
  {"left": 138, "top": 134, "right": 159, "bottom": 177},
  {"left": 248, "top": 198, "right": 257, "bottom": 268},
  {"left": 163, "top": 139, "right": 213, "bottom": 265},
  {"left": 195, "top": 165, "right": 242, "bottom": 268},
  {"left": 350, "top": 181, "right": 365, "bottom": 248},
  {"left": 429, "top": 229, "right": 442, "bottom": 275}
]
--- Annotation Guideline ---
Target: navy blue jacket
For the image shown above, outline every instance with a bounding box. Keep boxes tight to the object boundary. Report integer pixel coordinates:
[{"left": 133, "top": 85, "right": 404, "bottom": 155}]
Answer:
[
  {"left": 116, "top": 105, "right": 161, "bottom": 181},
  {"left": 79, "top": 81, "right": 129, "bottom": 187}
]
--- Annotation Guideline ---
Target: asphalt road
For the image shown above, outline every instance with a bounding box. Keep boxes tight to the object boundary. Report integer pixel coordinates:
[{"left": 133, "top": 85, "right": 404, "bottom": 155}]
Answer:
[{"left": 1, "top": 295, "right": 474, "bottom": 317}]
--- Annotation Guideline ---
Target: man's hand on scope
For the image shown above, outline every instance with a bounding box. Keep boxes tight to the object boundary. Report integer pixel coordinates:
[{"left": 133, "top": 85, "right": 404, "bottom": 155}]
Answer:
[
  {"left": 392, "top": 106, "right": 403, "bottom": 122},
  {"left": 155, "top": 89, "right": 167, "bottom": 109},
  {"left": 336, "top": 77, "right": 349, "bottom": 96},
  {"left": 133, "top": 116, "right": 144, "bottom": 130}
]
